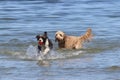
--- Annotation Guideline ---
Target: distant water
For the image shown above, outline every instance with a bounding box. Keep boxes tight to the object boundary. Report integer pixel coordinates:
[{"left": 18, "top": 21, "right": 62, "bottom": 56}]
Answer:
[{"left": 0, "top": 0, "right": 120, "bottom": 80}]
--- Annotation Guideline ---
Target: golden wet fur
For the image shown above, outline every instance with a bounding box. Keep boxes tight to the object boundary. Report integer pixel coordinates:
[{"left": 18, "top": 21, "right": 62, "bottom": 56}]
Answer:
[{"left": 55, "top": 28, "right": 93, "bottom": 49}]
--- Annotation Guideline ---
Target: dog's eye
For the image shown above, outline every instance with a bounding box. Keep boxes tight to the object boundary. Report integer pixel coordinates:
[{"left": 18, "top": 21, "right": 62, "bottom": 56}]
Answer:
[{"left": 60, "top": 34, "right": 62, "bottom": 37}]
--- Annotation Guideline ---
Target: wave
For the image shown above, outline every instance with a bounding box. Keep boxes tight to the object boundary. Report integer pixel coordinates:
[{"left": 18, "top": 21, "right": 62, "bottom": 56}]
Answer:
[
  {"left": 5, "top": 45, "right": 84, "bottom": 61},
  {"left": 106, "top": 66, "right": 120, "bottom": 71},
  {"left": 26, "top": 45, "right": 85, "bottom": 60},
  {"left": 1, "top": 38, "right": 120, "bottom": 61},
  {"left": 0, "top": 39, "right": 120, "bottom": 61}
]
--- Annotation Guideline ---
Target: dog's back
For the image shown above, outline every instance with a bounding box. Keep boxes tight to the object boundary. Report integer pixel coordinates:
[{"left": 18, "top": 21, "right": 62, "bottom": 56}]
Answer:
[{"left": 65, "top": 28, "right": 93, "bottom": 49}]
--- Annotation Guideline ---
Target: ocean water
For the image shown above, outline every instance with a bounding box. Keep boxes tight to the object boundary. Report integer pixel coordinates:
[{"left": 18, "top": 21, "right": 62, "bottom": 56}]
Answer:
[{"left": 0, "top": 0, "right": 120, "bottom": 80}]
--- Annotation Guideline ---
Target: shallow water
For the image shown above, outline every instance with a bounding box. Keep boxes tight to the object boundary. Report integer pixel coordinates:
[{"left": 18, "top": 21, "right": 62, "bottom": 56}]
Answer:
[{"left": 0, "top": 0, "right": 120, "bottom": 80}]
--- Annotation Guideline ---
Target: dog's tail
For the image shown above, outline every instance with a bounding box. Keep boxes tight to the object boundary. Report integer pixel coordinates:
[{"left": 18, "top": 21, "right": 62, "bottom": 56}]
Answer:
[{"left": 79, "top": 28, "right": 93, "bottom": 42}]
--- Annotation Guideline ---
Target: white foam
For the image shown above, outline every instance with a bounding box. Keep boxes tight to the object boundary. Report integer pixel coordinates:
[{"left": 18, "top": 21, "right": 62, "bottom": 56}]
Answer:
[
  {"left": 14, "top": 45, "right": 84, "bottom": 61},
  {"left": 26, "top": 45, "right": 38, "bottom": 57}
]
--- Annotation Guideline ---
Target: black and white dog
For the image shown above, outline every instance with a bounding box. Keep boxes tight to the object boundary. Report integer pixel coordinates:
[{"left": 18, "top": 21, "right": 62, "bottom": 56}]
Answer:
[{"left": 36, "top": 32, "right": 53, "bottom": 56}]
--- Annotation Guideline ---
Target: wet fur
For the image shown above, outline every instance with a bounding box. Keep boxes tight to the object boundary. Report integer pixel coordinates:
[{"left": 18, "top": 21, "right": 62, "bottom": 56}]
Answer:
[
  {"left": 55, "top": 28, "right": 93, "bottom": 49},
  {"left": 36, "top": 32, "right": 53, "bottom": 55}
]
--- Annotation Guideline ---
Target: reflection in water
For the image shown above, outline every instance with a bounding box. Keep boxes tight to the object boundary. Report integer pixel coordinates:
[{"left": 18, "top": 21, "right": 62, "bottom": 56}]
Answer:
[
  {"left": 37, "top": 60, "right": 50, "bottom": 67},
  {"left": 106, "top": 66, "right": 120, "bottom": 71}
]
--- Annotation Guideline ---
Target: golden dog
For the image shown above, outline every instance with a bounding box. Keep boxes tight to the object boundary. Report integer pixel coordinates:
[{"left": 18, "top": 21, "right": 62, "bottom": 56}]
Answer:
[{"left": 55, "top": 28, "right": 93, "bottom": 49}]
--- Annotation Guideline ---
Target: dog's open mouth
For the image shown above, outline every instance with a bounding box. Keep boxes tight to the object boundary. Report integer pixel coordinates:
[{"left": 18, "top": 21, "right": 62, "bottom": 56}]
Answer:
[{"left": 38, "top": 41, "right": 44, "bottom": 45}]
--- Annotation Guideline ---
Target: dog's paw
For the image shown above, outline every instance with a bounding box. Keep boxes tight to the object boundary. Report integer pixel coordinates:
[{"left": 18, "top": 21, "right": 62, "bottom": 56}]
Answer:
[
  {"left": 38, "top": 56, "right": 43, "bottom": 61},
  {"left": 43, "top": 51, "right": 48, "bottom": 56}
]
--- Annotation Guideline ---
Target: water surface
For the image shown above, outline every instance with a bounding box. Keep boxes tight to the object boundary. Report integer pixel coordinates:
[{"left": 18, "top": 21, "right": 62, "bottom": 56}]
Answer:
[{"left": 0, "top": 0, "right": 120, "bottom": 80}]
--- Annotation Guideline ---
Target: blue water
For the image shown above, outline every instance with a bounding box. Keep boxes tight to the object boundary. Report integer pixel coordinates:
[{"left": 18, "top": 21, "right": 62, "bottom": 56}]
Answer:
[{"left": 0, "top": 0, "right": 120, "bottom": 80}]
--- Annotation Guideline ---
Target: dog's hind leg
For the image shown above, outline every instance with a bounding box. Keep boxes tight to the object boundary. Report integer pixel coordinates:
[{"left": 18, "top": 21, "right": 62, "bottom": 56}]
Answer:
[
  {"left": 73, "top": 40, "right": 83, "bottom": 49},
  {"left": 74, "top": 44, "right": 82, "bottom": 49}
]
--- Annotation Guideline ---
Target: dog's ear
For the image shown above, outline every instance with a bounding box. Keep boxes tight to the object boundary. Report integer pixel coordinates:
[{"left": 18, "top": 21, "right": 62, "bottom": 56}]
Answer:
[
  {"left": 44, "top": 31, "right": 48, "bottom": 38},
  {"left": 36, "top": 35, "right": 40, "bottom": 40}
]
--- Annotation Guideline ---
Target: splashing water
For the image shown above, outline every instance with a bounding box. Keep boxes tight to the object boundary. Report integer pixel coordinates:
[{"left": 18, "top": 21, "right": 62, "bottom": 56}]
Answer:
[
  {"left": 25, "top": 45, "right": 84, "bottom": 61},
  {"left": 10, "top": 45, "right": 38, "bottom": 60},
  {"left": 25, "top": 45, "right": 64, "bottom": 60},
  {"left": 26, "top": 45, "right": 38, "bottom": 60}
]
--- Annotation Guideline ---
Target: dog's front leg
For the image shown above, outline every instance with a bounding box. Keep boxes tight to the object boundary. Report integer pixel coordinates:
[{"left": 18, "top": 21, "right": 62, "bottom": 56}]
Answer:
[
  {"left": 37, "top": 45, "right": 41, "bottom": 55},
  {"left": 43, "top": 39, "right": 50, "bottom": 56},
  {"left": 43, "top": 47, "right": 50, "bottom": 56}
]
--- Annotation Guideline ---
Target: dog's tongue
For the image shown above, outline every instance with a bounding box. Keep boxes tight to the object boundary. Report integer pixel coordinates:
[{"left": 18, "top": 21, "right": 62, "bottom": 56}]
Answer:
[{"left": 38, "top": 41, "right": 44, "bottom": 45}]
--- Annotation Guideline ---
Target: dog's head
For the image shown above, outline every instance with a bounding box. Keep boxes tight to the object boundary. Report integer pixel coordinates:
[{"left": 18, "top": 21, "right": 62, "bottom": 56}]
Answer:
[
  {"left": 36, "top": 32, "right": 48, "bottom": 45},
  {"left": 55, "top": 31, "right": 65, "bottom": 42},
  {"left": 36, "top": 35, "right": 45, "bottom": 45}
]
